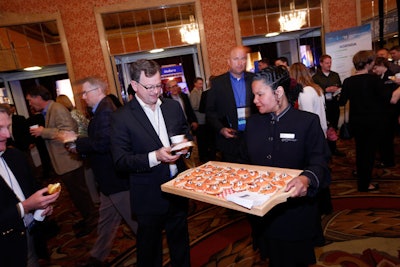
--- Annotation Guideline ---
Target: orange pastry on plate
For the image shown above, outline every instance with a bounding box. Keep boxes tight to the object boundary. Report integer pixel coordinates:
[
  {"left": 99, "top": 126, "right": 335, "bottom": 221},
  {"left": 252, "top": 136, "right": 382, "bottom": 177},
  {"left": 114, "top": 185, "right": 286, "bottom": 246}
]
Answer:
[
  {"left": 232, "top": 181, "right": 248, "bottom": 192},
  {"left": 248, "top": 182, "right": 261, "bottom": 192},
  {"left": 205, "top": 184, "right": 223, "bottom": 195},
  {"left": 237, "top": 168, "right": 249, "bottom": 175},
  {"left": 240, "top": 174, "right": 253, "bottom": 183},
  {"left": 248, "top": 170, "right": 259, "bottom": 178},
  {"left": 191, "top": 169, "right": 205, "bottom": 176},
  {"left": 259, "top": 184, "right": 277, "bottom": 195},
  {"left": 280, "top": 173, "right": 293, "bottom": 181},
  {"left": 184, "top": 180, "right": 196, "bottom": 190},
  {"left": 223, "top": 167, "right": 235, "bottom": 174},
  {"left": 193, "top": 182, "right": 208, "bottom": 192},
  {"left": 219, "top": 179, "right": 232, "bottom": 189},
  {"left": 173, "top": 177, "right": 187, "bottom": 187},
  {"left": 261, "top": 171, "right": 275, "bottom": 179},
  {"left": 271, "top": 176, "right": 286, "bottom": 188},
  {"left": 254, "top": 177, "right": 270, "bottom": 187},
  {"left": 226, "top": 174, "right": 240, "bottom": 183},
  {"left": 213, "top": 173, "right": 226, "bottom": 181}
]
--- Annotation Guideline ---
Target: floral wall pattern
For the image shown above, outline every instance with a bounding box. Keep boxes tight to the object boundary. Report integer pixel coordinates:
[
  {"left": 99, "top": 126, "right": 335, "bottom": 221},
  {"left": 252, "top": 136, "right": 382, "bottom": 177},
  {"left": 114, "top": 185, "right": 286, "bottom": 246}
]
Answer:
[
  {"left": 200, "top": 0, "right": 237, "bottom": 76},
  {"left": 327, "top": 0, "right": 357, "bottom": 32}
]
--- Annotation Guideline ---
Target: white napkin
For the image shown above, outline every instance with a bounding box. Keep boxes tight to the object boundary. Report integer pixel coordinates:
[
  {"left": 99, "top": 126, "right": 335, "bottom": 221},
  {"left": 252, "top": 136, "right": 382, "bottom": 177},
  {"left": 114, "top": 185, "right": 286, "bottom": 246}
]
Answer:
[{"left": 226, "top": 191, "right": 271, "bottom": 209}]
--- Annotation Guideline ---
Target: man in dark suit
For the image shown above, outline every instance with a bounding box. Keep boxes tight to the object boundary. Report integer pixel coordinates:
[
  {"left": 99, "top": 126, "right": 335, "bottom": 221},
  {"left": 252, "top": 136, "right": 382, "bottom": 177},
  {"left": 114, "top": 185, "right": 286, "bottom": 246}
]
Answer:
[
  {"left": 0, "top": 104, "right": 60, "bottom": 267},
  {"left": 6, "top": 104, "right": 31, "bottom": 152},
  {"left": 59, "top": 77, "right": 138, "bottom": 266},
  {"left": 111, "top": 59, "right": 191, "bottom": 267},
  {"left": 206, "top": 46, "right": 256, "bottom": 163}
]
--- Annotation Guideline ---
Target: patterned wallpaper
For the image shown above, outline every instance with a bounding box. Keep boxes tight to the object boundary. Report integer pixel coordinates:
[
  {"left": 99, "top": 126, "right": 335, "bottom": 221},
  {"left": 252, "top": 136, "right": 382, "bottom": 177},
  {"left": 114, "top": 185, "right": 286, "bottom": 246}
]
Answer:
[
  {"left": 0, "top": 0, "right": 358, "bottom": 84},
  {"left": 0, "top": 0, "right": 128, "bottom": 83},
  {"left": 200, "top": 0, "right": 237, "bottom": 76},
  {"left": 328, "top": 0, "right": 358, "bottom": 32}
]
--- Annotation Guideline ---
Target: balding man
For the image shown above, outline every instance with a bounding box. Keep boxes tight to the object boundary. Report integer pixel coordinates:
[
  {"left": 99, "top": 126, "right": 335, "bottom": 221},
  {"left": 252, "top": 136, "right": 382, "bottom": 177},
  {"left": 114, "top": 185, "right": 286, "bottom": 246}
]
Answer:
[
  {"left": 58, "top": 77, "right": 138, "bottom": 266},
  {"left": 165, "top": 79, "right": 198, "bottom": 131},
  {"left": 206, "top": 46, "right": 257, "bottom": 162}
]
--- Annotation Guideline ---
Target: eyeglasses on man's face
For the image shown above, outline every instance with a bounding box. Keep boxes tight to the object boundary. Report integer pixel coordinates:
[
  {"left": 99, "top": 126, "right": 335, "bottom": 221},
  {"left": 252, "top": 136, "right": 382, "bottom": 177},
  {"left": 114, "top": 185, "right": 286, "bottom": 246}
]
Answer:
[
  {"left": 136, "top": 81, "right": 163, "bottom": 91},
  {"left": 167, "top": 84, "right": 180, "bottom": 89},
  {"left": 80, "top": 87, "right": 99, "bottom": 96}
]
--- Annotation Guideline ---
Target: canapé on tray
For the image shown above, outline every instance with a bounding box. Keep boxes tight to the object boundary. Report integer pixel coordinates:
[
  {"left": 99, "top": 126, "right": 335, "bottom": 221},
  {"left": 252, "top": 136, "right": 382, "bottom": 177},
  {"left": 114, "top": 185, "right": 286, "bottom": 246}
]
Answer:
[{"left": 161, "top": 161, "right": 302, "bottom": 216}]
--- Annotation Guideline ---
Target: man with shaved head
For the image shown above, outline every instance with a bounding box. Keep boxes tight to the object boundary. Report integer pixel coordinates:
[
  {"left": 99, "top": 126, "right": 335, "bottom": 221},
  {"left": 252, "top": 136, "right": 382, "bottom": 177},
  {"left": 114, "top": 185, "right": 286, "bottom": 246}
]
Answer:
[{"left": 206, "top": 46, "right": 257, "bottom": 162}]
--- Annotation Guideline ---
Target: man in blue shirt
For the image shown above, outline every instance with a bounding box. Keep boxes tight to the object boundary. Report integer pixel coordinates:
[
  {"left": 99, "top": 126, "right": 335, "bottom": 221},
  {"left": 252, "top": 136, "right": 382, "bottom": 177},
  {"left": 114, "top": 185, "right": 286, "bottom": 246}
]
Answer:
[{"left": 206, "top": 46, "right": 256, "bottom": 162}]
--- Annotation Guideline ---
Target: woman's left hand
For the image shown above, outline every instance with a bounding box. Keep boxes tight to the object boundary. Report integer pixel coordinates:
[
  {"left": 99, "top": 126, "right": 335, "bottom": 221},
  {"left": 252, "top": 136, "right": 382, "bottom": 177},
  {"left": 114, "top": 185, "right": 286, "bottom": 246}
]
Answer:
[{"left": 285, "top": 175, "right": 309, "bottom": 197}]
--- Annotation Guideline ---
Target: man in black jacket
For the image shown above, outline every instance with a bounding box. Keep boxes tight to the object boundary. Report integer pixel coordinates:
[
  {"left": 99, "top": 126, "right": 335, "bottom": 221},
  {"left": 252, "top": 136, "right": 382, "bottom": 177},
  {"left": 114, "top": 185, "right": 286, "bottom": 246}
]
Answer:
[
  {"left": 0, "top": 104, "right": 59, "bottom": 267},
  {"left": 206, "top": 46, "right": 256, "bottom": 162},
  {"left": 6, "top": 104, "right": 31, "bottom": 152},
  {"left": 59, "top": 77, "right": 138, "bottom": 266}
]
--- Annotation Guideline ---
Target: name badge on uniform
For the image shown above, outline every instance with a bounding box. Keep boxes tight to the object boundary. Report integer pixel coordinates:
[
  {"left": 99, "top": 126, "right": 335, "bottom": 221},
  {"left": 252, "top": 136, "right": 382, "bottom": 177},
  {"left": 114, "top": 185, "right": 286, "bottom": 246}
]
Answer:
[
  {"left": 280, "top": 133, "right": 296, "bottom": 142},
  {"left": 280, "top": 133, "right": 295, "bottom": 139}
]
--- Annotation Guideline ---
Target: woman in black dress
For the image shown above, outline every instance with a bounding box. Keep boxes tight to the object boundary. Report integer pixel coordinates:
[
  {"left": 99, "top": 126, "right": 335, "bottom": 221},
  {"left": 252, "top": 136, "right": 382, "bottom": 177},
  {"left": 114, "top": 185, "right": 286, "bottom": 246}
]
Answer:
[
  {"left": 340, "top": 50, "right": 385, "bottom": 191},
  {"left": 243, "top": 66, "right": 331, "bottom": 266}
]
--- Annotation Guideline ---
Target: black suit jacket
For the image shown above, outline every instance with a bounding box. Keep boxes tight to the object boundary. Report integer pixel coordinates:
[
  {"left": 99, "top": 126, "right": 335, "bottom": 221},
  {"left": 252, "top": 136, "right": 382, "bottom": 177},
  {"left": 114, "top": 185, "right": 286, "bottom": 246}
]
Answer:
[
  {"left": 205, "top": 72, "right": 256, "bottom": 161},
  {"left": 167, "top": 93, "right": 198, "bottom": 125},
  {"left": 75, "top": 96, "right": 129, "bottom": 196},
  {"left": 244, "top": 107, "right": 331, "bottom": 240},
  {"left": 7, "top": 114, "right": 31, "bottom": 151},
  {"left": 111, "top": 97, "right": 190, "bottom": 215},
  {"left": 0, "top": 148, "right": 37, "bottom": 266},
  {"left": 206, "top": 72, "right": 256, "bottom": 132}
]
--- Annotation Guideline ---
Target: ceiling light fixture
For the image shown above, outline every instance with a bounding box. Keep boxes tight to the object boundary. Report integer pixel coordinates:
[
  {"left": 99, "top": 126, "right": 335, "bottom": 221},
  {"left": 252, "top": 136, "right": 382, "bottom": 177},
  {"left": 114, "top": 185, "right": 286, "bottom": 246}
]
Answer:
[
  {"left": 180, "top": 15, "right": 200, "bottom": 44},
  {"left": 23, "top": 66, "right": 42, "bottom": 71},
  {"left": 279, "top": 3, "right": 306, "bottom": 32},
  {"left": 265, "top": 32, "right": 280, "bottom": 37},
  {"left": 149, "top": 48, "right": 164, "bottom": 53}
]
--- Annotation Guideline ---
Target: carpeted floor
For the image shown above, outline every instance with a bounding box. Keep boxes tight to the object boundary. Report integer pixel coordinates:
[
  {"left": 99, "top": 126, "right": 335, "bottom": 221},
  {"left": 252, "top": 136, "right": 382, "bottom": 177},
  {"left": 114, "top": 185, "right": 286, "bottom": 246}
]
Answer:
[{"left": 38, "top": 137, "right": 400, "bottom": 267}]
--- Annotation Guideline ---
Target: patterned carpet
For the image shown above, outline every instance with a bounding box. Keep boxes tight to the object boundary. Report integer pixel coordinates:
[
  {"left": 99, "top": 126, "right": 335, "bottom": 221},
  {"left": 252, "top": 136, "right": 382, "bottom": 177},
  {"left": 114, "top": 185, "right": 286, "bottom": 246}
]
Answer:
[{"left": 38, "top": 137, "right": 400, "bottom": 267}]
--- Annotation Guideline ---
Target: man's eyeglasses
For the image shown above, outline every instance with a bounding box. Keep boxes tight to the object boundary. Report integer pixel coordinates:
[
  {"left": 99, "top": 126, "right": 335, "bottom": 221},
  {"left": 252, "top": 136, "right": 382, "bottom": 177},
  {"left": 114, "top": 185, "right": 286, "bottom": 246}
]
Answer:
[
  {"left": 136, "top": 81, "right": 162, "bottom": 91},
  {"left": 167, "top": 84, "right": 180, "bottom": 89},
  {"left": 80, "top": 87, "right": 99, "bottom": 96}
]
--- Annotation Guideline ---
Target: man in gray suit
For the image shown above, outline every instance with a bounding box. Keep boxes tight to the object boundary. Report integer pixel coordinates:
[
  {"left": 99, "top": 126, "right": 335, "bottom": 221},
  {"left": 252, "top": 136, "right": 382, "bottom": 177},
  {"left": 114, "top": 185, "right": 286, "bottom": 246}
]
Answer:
[{"left": 26, "top": 85, "right": 97, "bottom": 238}]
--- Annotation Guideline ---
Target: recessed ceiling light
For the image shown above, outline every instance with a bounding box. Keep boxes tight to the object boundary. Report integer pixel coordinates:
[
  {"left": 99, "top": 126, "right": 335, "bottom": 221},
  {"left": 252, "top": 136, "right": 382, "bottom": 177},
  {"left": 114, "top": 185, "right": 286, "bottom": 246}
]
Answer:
[
  {"left": 265, "top": 32, "right": 280, "bottom": 37},
  {"left": 149, "top": 48, "right": 164, "bottom": 53},
  {"left": 393, "top": 34, "right": 398, "bottom": 38},
  {"left": 23, "top": 66, "right": 42, "bottom": 71}
]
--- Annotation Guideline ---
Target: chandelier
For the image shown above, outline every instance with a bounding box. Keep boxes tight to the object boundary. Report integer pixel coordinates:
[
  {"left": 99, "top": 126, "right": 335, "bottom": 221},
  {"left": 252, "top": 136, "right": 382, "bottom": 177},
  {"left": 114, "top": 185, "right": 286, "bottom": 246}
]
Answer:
[
  {"left": 180, "top": 15, "right": 200, "bottom": 44},
  {"left": 279, "top": 3, "right": 307, "bottom": 32}
]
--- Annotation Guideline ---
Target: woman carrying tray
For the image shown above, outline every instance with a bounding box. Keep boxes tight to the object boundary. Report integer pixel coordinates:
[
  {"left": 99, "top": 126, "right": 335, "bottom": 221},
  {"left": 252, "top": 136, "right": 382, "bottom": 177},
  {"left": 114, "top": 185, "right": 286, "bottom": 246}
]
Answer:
[{"left": 242, "top": 66, "right": 331, "bottom": 266}]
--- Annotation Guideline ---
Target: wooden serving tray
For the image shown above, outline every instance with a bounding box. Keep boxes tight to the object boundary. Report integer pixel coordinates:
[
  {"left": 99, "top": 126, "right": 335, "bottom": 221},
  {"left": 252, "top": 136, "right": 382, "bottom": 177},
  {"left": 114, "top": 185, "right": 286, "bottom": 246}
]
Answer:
[{"left": 161, "top": 161, "right": 302, "bottom": 216}]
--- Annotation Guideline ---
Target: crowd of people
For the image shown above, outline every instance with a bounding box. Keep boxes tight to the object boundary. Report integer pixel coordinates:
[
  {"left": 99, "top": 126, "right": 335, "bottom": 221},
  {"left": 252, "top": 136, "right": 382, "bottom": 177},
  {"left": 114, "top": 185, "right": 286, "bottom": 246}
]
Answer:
[{"left": 1, "top": 45, "right": 400, "bottom": 267}]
